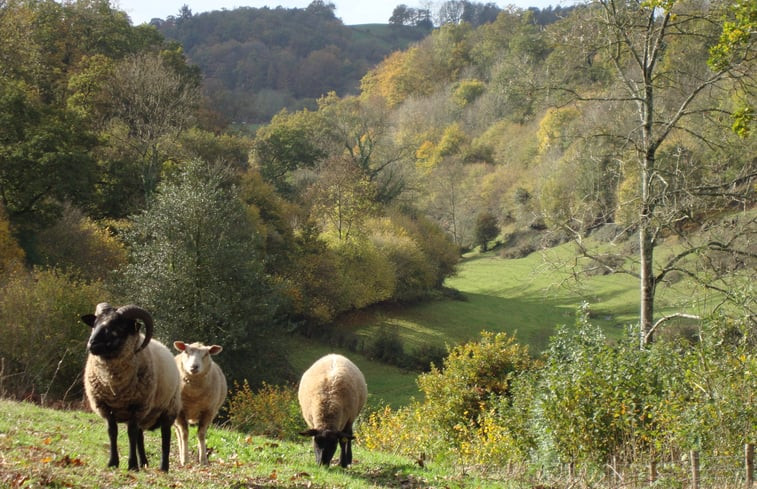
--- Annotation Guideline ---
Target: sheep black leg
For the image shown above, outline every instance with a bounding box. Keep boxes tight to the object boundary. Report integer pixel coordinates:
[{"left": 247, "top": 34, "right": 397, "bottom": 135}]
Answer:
[
  {"left": 126, "top": 420, "right": 141, "bottom": 471},
  {"left": 339, "top": 424, "right": 353, "bottom": 468},
  {"left": 136, "top": 428, "right": 147, "bottom": 468},
  {"left": 338, "top": 438, "right": 350, "bottom": 467},
  {"left": 159, "top": 416, "right": 173, "bottom": 472},
  {"left": 106, "top": 417, "right": 119, "bottom": 468}
]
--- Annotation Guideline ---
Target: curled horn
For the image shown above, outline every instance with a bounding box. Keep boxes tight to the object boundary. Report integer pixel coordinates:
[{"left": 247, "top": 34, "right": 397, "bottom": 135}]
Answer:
[
  {"left": 116, "top": 305, "right": 153, "bottom": 352},
  {"left": 95, "top": 302, "right": 115, "bottom": 316}
]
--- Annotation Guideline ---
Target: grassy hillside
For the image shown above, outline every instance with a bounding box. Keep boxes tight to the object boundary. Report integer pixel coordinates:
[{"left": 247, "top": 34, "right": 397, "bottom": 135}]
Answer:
[
  {"left": 291, "top": 231, "right": 734, "bottom": 408},
  {"left": 0, "top": 399, "right": 506, "bottom": 489}
]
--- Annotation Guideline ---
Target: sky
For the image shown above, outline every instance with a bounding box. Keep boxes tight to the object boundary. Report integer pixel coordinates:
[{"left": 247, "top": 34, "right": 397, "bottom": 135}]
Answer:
[{"left": 114, "top": 0, "right": 568, "bottom": 26}]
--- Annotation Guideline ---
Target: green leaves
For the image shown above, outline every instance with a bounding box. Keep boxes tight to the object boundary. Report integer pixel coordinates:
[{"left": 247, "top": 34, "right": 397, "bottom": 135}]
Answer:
[
  {"left": 119, "top": 160, "right": 278, "bottom": 364},
  {"left": 708, "top": 0, "right": 756, "bottom": 72}
]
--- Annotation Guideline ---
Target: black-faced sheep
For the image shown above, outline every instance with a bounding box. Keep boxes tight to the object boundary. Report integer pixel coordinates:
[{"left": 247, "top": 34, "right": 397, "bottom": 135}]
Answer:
[
  {"left": 81, "top": 303, "right": 181, "bottom": 472},
  {"left": 298, "top": 354, "right": 367, "bottom": 468},
  {"left": 173, "top": 341, "right": 227, "bottom": 466}
]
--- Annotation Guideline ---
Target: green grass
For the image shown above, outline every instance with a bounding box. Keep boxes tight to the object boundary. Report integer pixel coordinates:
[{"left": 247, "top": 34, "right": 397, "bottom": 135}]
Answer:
[
  {"left": 294, "top": 236, "right": 733, "bottom": 408},
  {"left": 0, "top": 399, "right": 510, "bottom": 489},
  {"left": 282, "top": 336, "right": 421, "bottom": 407},
  {"left": 281, "top": 244, "right": 641, "bottom": 409},
  {"left": 357, "top": 245, "right": 640, "bottom": 353}
]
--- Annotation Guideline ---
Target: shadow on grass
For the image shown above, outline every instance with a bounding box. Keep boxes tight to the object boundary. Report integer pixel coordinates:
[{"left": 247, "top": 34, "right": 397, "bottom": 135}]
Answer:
[
  {"left": 348, "top": 462, "right": 446, "bottom": 488},
  {"left": 378, "top": 288, "right": 635, "bottom": 353}
]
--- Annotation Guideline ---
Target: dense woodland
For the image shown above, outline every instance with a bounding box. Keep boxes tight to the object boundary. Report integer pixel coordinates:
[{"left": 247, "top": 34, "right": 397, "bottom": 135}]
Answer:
[
  {"left": 153, "top": 2, "right": 430, "bottom": 124},
  {"left": 0, "top": 0, "right": 755, "bottom": 484}
]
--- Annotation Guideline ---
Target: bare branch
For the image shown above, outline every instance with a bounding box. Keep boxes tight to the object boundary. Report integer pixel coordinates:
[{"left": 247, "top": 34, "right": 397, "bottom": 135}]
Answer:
[{"left": 645, "top": 313, "right": 701, "bottom": 344}]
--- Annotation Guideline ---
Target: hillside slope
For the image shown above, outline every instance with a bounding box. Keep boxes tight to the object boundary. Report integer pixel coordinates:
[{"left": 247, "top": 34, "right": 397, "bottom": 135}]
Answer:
[{"left": 0, "top": 399, "right": 504, "bottom": 488}]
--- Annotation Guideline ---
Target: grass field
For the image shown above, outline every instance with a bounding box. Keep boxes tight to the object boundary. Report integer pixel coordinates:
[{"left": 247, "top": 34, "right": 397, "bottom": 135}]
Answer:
[
  {"left": 287, "top": 231, "right": 736, "bottom": 408},
  {"left": 288, "top": 242, "right": 648, "bottom": 408},
  {"left": 0, "top": 399, "right": 510, "bottom": 489}
]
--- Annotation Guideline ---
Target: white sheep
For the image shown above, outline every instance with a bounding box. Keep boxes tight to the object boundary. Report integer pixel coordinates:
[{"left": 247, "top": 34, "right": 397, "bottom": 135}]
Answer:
[
  {"left": 81, "top": 303, "right": 181, "bottom": 472},
  {"left": 173, "top": 341, "right": 228, "bottom": 466},
  {"left": 298, "top": 354, "right": 367, "bottom": 467}
]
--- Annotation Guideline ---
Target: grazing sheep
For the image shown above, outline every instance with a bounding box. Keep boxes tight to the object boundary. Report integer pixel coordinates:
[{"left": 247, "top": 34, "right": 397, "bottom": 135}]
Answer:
[
  {"left": 173, "top": 341, "right": 227, "bottom": 466},
  {"left": 298, "top": 354, "right": 367, "bottom": 467},
  {"left": 81, "top": 303, "right": 181, "bottom": 472}
]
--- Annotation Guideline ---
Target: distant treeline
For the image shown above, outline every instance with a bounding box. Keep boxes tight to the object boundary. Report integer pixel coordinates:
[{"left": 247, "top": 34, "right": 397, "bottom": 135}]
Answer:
[{"left": 153, "top": 1, "right": 572, "bottom": 124}]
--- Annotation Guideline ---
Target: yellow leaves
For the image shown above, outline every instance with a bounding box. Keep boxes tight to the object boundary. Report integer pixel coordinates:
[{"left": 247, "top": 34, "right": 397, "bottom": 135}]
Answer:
[{"left": 536, "top": 105, "right": 580, "bottom": 155}]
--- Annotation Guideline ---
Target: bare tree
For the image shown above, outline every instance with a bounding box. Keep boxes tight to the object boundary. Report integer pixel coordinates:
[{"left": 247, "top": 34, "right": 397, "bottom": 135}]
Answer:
[
  {"left": 103, "top": 52, "right": 199, "bottom": 200},
  {"left": 552, "top": 0, "right": 756, "bottom": 346}
]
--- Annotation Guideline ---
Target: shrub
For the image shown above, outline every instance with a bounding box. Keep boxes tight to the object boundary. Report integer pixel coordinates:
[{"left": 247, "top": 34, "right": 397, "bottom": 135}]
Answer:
[
  {"left": 226, "top": 380, "right": 302, "bottom": 440},
  {"left": 417, "top": 331, "right": 532, "bottom": 439},
  {"left": 0, "top": 204, "right": 25, "bottom": 278},
  {"left": 35, "top": 203, "right": 127, "bottom": 281},
  {"left": 361, "top": 402, "right": 448, "bottom": 462},
  {"left": 365, "top": 326, "right": 405, "bottom": 365},
  {"left": 368, "top": 217, "right": 435, "bottom": 302},
  {"left": 0, "top": 268, "right": 107, "bottom": 402},
  {"left": 117, "top": 160, "right": 279, "bottom": 362},
  {"left": 474, "top": 212, "right": 499, "bottom": 252},
  {"left": 362, "top": 331, "right": 533, "bottom": 468},
  {"left": 331, "top": 239, "right": 395, "bottom": 310},
  {"left": 388, "top": 211, "right": 459, "bottom": 288},
  {"left": 406, "top": 343, "right": 447, "bottom": 372}
]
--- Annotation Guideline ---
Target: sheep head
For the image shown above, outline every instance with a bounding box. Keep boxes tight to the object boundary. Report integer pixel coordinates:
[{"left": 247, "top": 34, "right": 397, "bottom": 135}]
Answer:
[
  {"left": 299, "top": 429, "right": 353, "bottom": 466},
  {"left": 81, "top": 303, "right": 154, "bottom": 358},
  {"left": 174, "top": 341, "right": 223, "bottom": 376}
]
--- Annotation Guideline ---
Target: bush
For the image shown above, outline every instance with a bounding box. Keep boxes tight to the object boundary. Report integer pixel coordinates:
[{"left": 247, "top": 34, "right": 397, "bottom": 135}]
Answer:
[
  {"left": 365, "top": 326, "right": 405, "bottom": 365},
  {"left": 0, "top": 204, "right": 25, "bottom": 278},
  {"left": 406, "top": 343, "right": 447, "bottom": 372},
  {"left": 35, "top": 203, "right": 126, "bottom": 281},
  {"left": 332, "top": 239, "right": 396, "bottom": 310},
  {"left": 226, "top": 381, "right": 302, "bottom": 440},
  {"left": 117, "top": 160, "right": 279, "bottom": 368},
  {"left": 388, "top": 211, "right": 460, "bottom": 288},
  {"left": 0, "top": 268, "right": 108, "bottom": 402},
  {"left": 368, "top": 217, "right": 435, "bottom": 302},
  {"left": 474, "top": 212, "right": 499, "bottom": 252},
  {"left": 362, "top": 331, "right": 534, "bottom": 468},
  {"left": 417, "top": 331, "right": 532, "bottom": 438}
]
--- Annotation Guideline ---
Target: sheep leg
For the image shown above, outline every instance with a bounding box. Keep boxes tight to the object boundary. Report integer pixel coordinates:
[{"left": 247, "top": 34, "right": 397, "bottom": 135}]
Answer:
[
  {"left": 174, "top": 415, "right": 189, "bottom": 466},
  {"left": 126, "top": 419, "right": 141, "bottom": 471},
  {"left": 197, "top": 413, "right": 213, "bottom": 465},
  {"left": 159, "top": 415, "right": 173, "bottom": 472},
  {"left": 136, "top": 428, "right": 147, "bottom": 468},
  {"left": 106, "top": 416, "right": 119, "bottom": 468},
  {"left": 339, "top": 423, "right": 354, "bottom": 468}
]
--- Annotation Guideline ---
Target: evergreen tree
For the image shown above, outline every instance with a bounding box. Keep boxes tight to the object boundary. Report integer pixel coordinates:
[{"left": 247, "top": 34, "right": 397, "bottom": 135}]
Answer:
[{"left": 117, "top": 160, "right": 283, "bottom": 383}]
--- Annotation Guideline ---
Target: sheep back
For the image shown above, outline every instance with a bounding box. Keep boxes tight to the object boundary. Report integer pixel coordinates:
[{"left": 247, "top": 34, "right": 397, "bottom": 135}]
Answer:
[{"left": 298, "top": 353, "right": 367, "bottom": 432}]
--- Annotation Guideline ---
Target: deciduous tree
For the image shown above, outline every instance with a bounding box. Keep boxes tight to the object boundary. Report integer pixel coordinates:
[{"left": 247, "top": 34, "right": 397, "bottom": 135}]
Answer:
[{"left": 554, "top": 0, "right": 756, "bottom": 345}]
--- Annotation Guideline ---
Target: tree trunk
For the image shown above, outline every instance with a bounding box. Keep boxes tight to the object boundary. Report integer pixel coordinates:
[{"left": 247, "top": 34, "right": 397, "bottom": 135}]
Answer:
[{"left": 639, "top": 222, "right": 655, "bottom": 347}]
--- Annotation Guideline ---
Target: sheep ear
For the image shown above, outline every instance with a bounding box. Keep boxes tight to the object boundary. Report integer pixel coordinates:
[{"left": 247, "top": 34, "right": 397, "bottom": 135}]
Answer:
[
  {"left": 174, "top": 341, "right": 186, "bottom": 352},
  {"left": 208, "top": 345, "right": 223, "bottom": 355},
  {"left": 81, "top": 314, "right": 96, "bottom": 328},
  {"left": 299, "top": 429, "right": 319, "bottom": 437}
]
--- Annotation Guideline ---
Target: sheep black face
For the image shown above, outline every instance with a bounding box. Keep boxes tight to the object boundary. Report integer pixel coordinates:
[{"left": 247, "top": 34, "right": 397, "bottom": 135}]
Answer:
[
  {"left": 300, "top": 429, "right": 354, "bottom": 467},
  {"left": 81, "top": 304, "right": 153, "bottom": 358}
]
